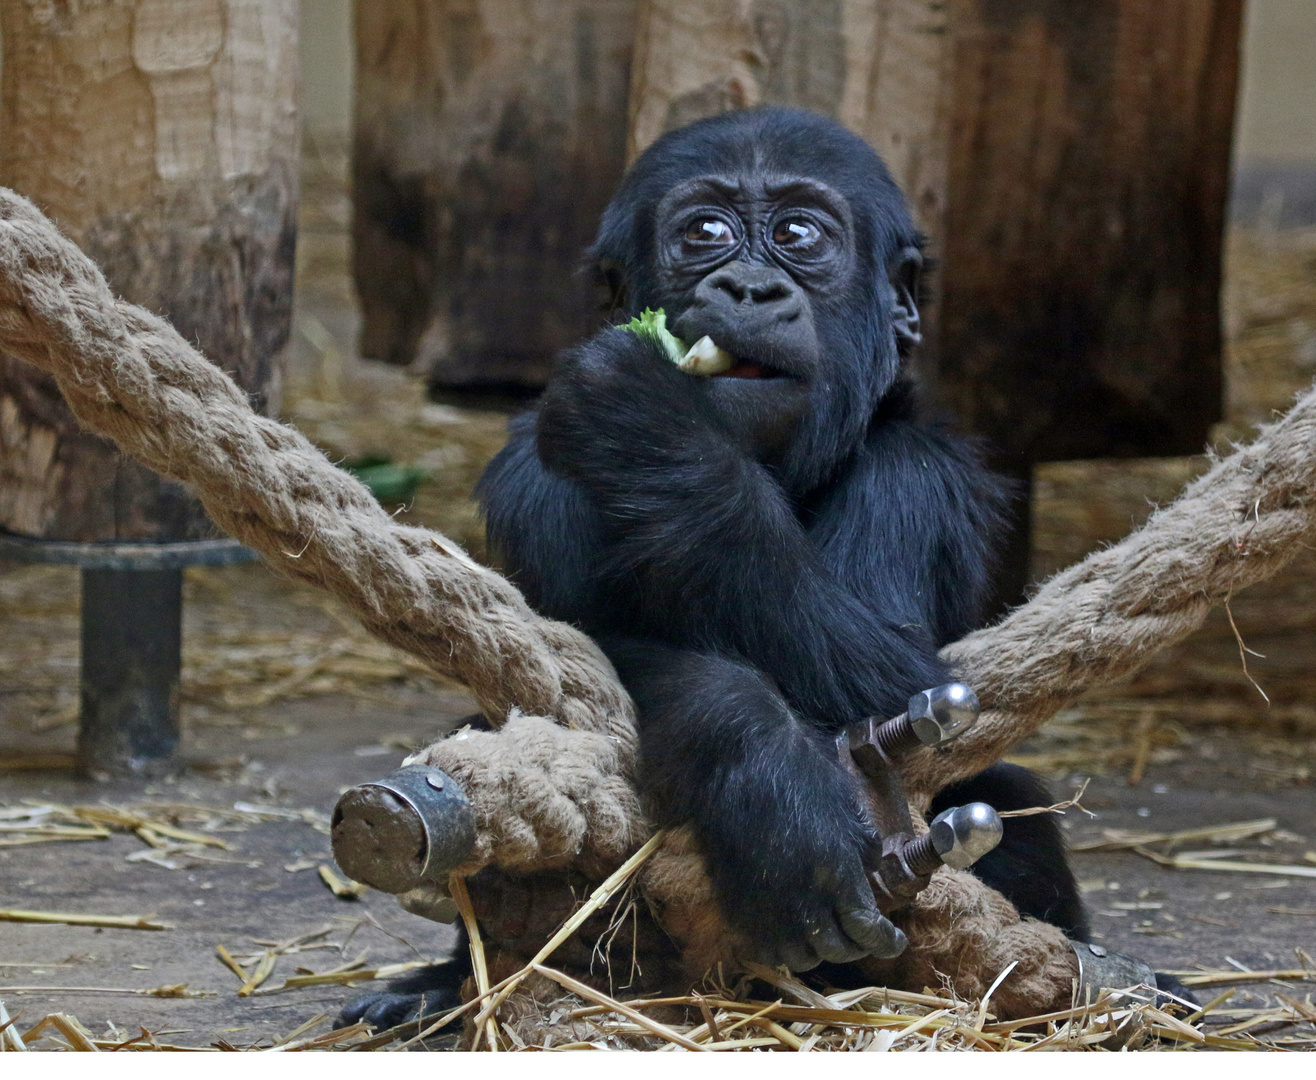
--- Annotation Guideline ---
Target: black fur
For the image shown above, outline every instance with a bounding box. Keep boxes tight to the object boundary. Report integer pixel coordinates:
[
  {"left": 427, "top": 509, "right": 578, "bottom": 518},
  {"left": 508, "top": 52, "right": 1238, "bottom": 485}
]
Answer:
[{"left": 478, "top": 108, "right": 1010, "bottom": 969}]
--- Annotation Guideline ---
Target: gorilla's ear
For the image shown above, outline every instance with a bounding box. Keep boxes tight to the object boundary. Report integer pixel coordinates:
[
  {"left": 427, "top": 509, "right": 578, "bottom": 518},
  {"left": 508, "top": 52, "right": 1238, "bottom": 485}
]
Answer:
[{"left": 887, "top": 245, "right": 923, "bottom": 352}]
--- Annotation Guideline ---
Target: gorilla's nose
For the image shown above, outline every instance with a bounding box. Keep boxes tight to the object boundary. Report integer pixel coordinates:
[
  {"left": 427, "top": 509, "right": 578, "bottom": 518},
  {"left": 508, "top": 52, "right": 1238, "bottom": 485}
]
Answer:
[{"left": 697, "top": 262, "right": 801, "bottom": 319}]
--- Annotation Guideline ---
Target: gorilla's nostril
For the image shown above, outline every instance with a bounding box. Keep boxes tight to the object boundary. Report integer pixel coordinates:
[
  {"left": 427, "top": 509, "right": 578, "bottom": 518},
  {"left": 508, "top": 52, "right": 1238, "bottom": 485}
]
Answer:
[
  {"left": 712, "top": 275, "right": 747, "bottom": 303},
  {"left": 748, "top": 281, "right": 790, "bottom": 304}
]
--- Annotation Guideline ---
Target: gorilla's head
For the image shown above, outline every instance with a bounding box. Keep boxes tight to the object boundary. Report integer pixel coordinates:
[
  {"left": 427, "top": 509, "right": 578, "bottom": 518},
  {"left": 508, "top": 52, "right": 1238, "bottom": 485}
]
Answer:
[{"left": 593, "top": 107, "right": 923, "bottom": 492}]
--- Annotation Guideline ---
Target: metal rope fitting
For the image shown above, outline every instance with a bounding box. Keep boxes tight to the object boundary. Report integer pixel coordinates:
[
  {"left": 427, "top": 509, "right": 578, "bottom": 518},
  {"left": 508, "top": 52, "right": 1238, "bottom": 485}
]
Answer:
[
  {"left": 855, "top": 682, "right": 981, "bottom": 763},
  {"left": 331, "top": 765, "right": 476, "bottom": 895}
]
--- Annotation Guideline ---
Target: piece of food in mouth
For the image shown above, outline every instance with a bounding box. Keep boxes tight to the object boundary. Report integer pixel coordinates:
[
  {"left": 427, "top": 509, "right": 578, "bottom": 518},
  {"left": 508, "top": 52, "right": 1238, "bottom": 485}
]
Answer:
[
  {"left": 623, "top": 308, "right": 735, "bottom": 376},
  {"left": 679, "top": 334, "right": 735, "bottom": 376}
]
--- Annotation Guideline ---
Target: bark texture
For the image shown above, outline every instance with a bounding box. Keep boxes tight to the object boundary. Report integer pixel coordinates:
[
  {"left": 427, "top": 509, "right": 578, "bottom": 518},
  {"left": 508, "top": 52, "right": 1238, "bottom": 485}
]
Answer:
[
  {"left": 0, "top": 0, "right": 297, "bottom": 542},
  {"left": 353, "top": 0, "right": 639, "bottom": 390},
  {"left": 938, "top": 0, "right": 1240, "bottom": 466}
]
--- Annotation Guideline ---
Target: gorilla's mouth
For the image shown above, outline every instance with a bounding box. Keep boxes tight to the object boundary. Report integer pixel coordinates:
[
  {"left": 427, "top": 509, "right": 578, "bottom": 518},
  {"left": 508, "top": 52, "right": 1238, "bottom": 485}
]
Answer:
[
  {"left": 670, "top": 325, "right": 805, "bottom": 381},
  {"left": 714, "top": 359, "right": 790, "bottom": 380}
]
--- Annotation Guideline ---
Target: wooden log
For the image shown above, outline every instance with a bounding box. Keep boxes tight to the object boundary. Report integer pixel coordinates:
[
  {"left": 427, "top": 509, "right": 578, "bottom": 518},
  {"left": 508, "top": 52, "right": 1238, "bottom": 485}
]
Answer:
[
  {"left": 938, "top": 0, "right": 1240, "bottom": 467},
  {"left": 353, "top": 0, "right": 639, "bottom": 391},
  {"left": 0, "top": 0, "right": 298, "bottom": 776},
  {"left": 938, "top": 0, "right": 1241, "bottom": 604},
  {"left": 0, "top": 0, "right": 298, "bottom": 543}
]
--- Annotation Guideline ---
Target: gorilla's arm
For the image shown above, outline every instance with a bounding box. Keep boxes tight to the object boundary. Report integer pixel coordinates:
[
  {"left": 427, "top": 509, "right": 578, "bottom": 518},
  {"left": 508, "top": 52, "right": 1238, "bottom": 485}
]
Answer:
[
  {"left": 809, "top": 396, "right": 1011, "bottom": 647},
  {"left": 481, "top": 366, "right": 911, "bottom": 968},
  {"left": 477, "top": 411, "right": 606, "bottom": 623},
  {"left": 536, "top": 329, "right": 945, "bottom": 724},
  {"left": 608, "top": 639, "right": 906, "bottom": 969}
]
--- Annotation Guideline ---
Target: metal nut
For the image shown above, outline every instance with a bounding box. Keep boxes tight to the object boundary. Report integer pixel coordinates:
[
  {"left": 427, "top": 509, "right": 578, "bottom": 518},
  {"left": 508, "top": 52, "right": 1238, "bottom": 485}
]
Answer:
[
  {"left": 908, "top": 682, "right": 980, "bottom": 747},
  {"left": 929, "top": 802, "right": 1003, "bottom": 870}
]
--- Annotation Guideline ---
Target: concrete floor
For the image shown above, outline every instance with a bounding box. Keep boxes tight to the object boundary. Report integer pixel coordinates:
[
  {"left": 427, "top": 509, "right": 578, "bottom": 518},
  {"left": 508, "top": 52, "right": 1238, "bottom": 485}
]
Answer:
[
  {"left": 0, "top": 686, "right": 472, "bottom": 1047},
  {"left": 1, "top": 645, "right": 1314, "bottom": 1047},
  {"left": 1058, "top": 766, "right": 1315, "bottom": 999}
]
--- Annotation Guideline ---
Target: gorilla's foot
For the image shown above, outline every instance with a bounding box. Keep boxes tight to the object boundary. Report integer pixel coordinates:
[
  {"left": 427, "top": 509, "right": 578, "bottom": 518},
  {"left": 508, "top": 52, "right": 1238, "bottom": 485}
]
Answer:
[
  {"left": 335, "top": 960, "right": 468, "bottom": 1034},
  {"left": 1151, "top": 971, "right": 1200, "bottom": 1016}
]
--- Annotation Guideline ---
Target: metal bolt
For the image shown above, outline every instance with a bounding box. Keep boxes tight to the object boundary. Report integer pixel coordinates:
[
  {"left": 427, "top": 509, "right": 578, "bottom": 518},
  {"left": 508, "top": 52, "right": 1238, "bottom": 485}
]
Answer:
[
  {"left": 870, "top": 682, "right": 981, "bottom": 759},
  {"left": 902, "top": 802, "right": 1004, "bottom": 875},
  {"left": 930, "top": 802, "right": 1003, "bottom": 870},
  {"left": 426, "top": 772, "right": 445, "bottom": 791},
  {"left": 908, "top": 683, "right": 980, "bottom": 747}
]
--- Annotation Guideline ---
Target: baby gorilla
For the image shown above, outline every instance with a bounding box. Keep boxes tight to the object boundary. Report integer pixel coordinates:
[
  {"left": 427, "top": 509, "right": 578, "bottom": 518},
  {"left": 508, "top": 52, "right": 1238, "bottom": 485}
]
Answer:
[
  {"left": 342, "top": 107, "right": 1113, "bottom": 1030},
  {"left": 485, "top": 106, "right": 1007, "bottom": 967}
]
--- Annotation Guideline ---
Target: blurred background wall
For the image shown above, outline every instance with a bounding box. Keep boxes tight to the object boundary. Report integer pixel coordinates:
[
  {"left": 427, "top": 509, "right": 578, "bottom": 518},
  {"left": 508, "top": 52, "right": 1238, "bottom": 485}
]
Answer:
[
  {"left": 1232, "top": 0, "right": 1316, "bottom": 224},
  {"left": 300, "top": 0, "right": 354, "bottom": 151},
  {"left": 296, "top": 0, "right": 1316, "bottom": 233}
]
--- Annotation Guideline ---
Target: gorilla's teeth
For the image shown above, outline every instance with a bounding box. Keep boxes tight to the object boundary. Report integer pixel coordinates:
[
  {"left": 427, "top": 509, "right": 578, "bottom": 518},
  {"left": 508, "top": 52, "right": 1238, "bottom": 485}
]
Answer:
[{"left": 678, "top": 335, "right": 735, "bottom": 376}]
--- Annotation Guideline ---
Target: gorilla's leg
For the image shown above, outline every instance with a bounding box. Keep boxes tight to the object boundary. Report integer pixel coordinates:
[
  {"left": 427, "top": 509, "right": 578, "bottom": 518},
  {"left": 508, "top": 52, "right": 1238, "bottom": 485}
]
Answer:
[
  {"left": 335, "top": 923, "right": 472, "bottom": 1032},
  {"left": 930, "top": 763, "right": 1089, "bottom": 939},
  {"left": 931, "top": 764, "right": 1197, "bottom": 1011}
]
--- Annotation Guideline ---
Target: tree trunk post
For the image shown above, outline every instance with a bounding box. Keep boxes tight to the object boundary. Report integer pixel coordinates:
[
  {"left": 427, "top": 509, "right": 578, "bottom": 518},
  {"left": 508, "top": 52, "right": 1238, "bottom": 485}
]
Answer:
[
  {"left": 939, "top": 0, "right": 1241, "bottom": 608},
  {"left": 353, "top": 0, "right": 639, "bottom": 395},
  {"left": 0, "top": 0, "right": 299, "bottom": 777}
]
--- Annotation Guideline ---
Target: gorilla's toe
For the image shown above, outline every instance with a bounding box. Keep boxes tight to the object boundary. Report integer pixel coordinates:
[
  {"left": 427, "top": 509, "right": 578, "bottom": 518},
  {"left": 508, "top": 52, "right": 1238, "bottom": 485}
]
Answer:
[
  {"left": 335, "top": 960, "right": 468, "bottom": 1032},
  {"left": 1153, "top": 972, "right": 1200, "bottom": 1016},
  {"left": 336, "top": 990, "right": 423, "bottom": 1030}
]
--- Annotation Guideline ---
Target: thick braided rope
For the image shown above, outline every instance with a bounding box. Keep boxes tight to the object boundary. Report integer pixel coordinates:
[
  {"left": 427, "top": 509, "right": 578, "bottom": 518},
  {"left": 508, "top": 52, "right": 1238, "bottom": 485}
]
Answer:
[
  {"left": 0, "top": 187, "right": 636, "bottom": 758},
  {"left": 904, "top": 387, "right": 1316, "bottom": 796},
  {"left": 7, "top": 181, "right": 1316, "bottom": 893}
]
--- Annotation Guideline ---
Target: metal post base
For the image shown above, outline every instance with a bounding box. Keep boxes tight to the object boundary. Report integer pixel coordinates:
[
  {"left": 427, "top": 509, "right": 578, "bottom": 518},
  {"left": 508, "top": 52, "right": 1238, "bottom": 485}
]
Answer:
[
  {"left": 78, "top": 568, "right": 183, "bottom": 779},
  {"left": 2, "top": 529, "right": 254, "bottom": 781}
]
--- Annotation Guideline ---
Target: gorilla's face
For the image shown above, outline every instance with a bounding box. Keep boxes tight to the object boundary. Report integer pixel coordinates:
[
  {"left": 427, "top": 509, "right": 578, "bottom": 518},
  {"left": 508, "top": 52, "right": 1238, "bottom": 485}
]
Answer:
[
  {"left": 656, "top": 173, "right": 851, "bottom": 460},
  {"left": 594, "top": 108, "right": 923, "bottom": 490}
]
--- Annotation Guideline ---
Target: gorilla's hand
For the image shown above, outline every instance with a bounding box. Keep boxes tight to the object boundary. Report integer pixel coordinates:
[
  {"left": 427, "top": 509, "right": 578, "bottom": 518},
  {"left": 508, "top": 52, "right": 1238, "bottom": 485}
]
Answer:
[
  {"left": 537, "top": 327, "right": 729, "bottom": 485},
  {"left": 710, "top": 827, "right": 905, "bottom": 971},
  {"left": 623, "top": 644, "right": 910, "bottom": 972}
]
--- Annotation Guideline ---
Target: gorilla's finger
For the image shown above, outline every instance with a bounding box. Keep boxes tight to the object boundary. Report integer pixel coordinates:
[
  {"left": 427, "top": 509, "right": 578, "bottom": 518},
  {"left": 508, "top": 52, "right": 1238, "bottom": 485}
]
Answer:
[
  {"left": 808, "top": 912, "right": 869, "bottom": 965},
  {"left": 838, "top": 904, "right": 907, "bottom": 960},
  {"left": 778, "top": 938, "right": 821, "bottom": 973}
]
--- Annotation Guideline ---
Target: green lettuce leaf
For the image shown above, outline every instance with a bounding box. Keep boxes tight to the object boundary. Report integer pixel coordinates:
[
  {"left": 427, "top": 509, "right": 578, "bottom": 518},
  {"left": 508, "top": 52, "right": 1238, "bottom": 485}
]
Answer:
[{"left": 623, "top": 308, "right": 687, "bottom": 366}]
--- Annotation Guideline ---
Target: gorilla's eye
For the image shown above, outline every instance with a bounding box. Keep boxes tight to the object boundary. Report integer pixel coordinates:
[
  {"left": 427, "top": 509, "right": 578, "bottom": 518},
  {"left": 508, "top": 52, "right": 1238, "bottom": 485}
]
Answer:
[
  {"left": 685, "top": 219, "right": 733, "bottom": 244},
  {"left": 772, "top": 219, "right": 820, "bottom": 248}
]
